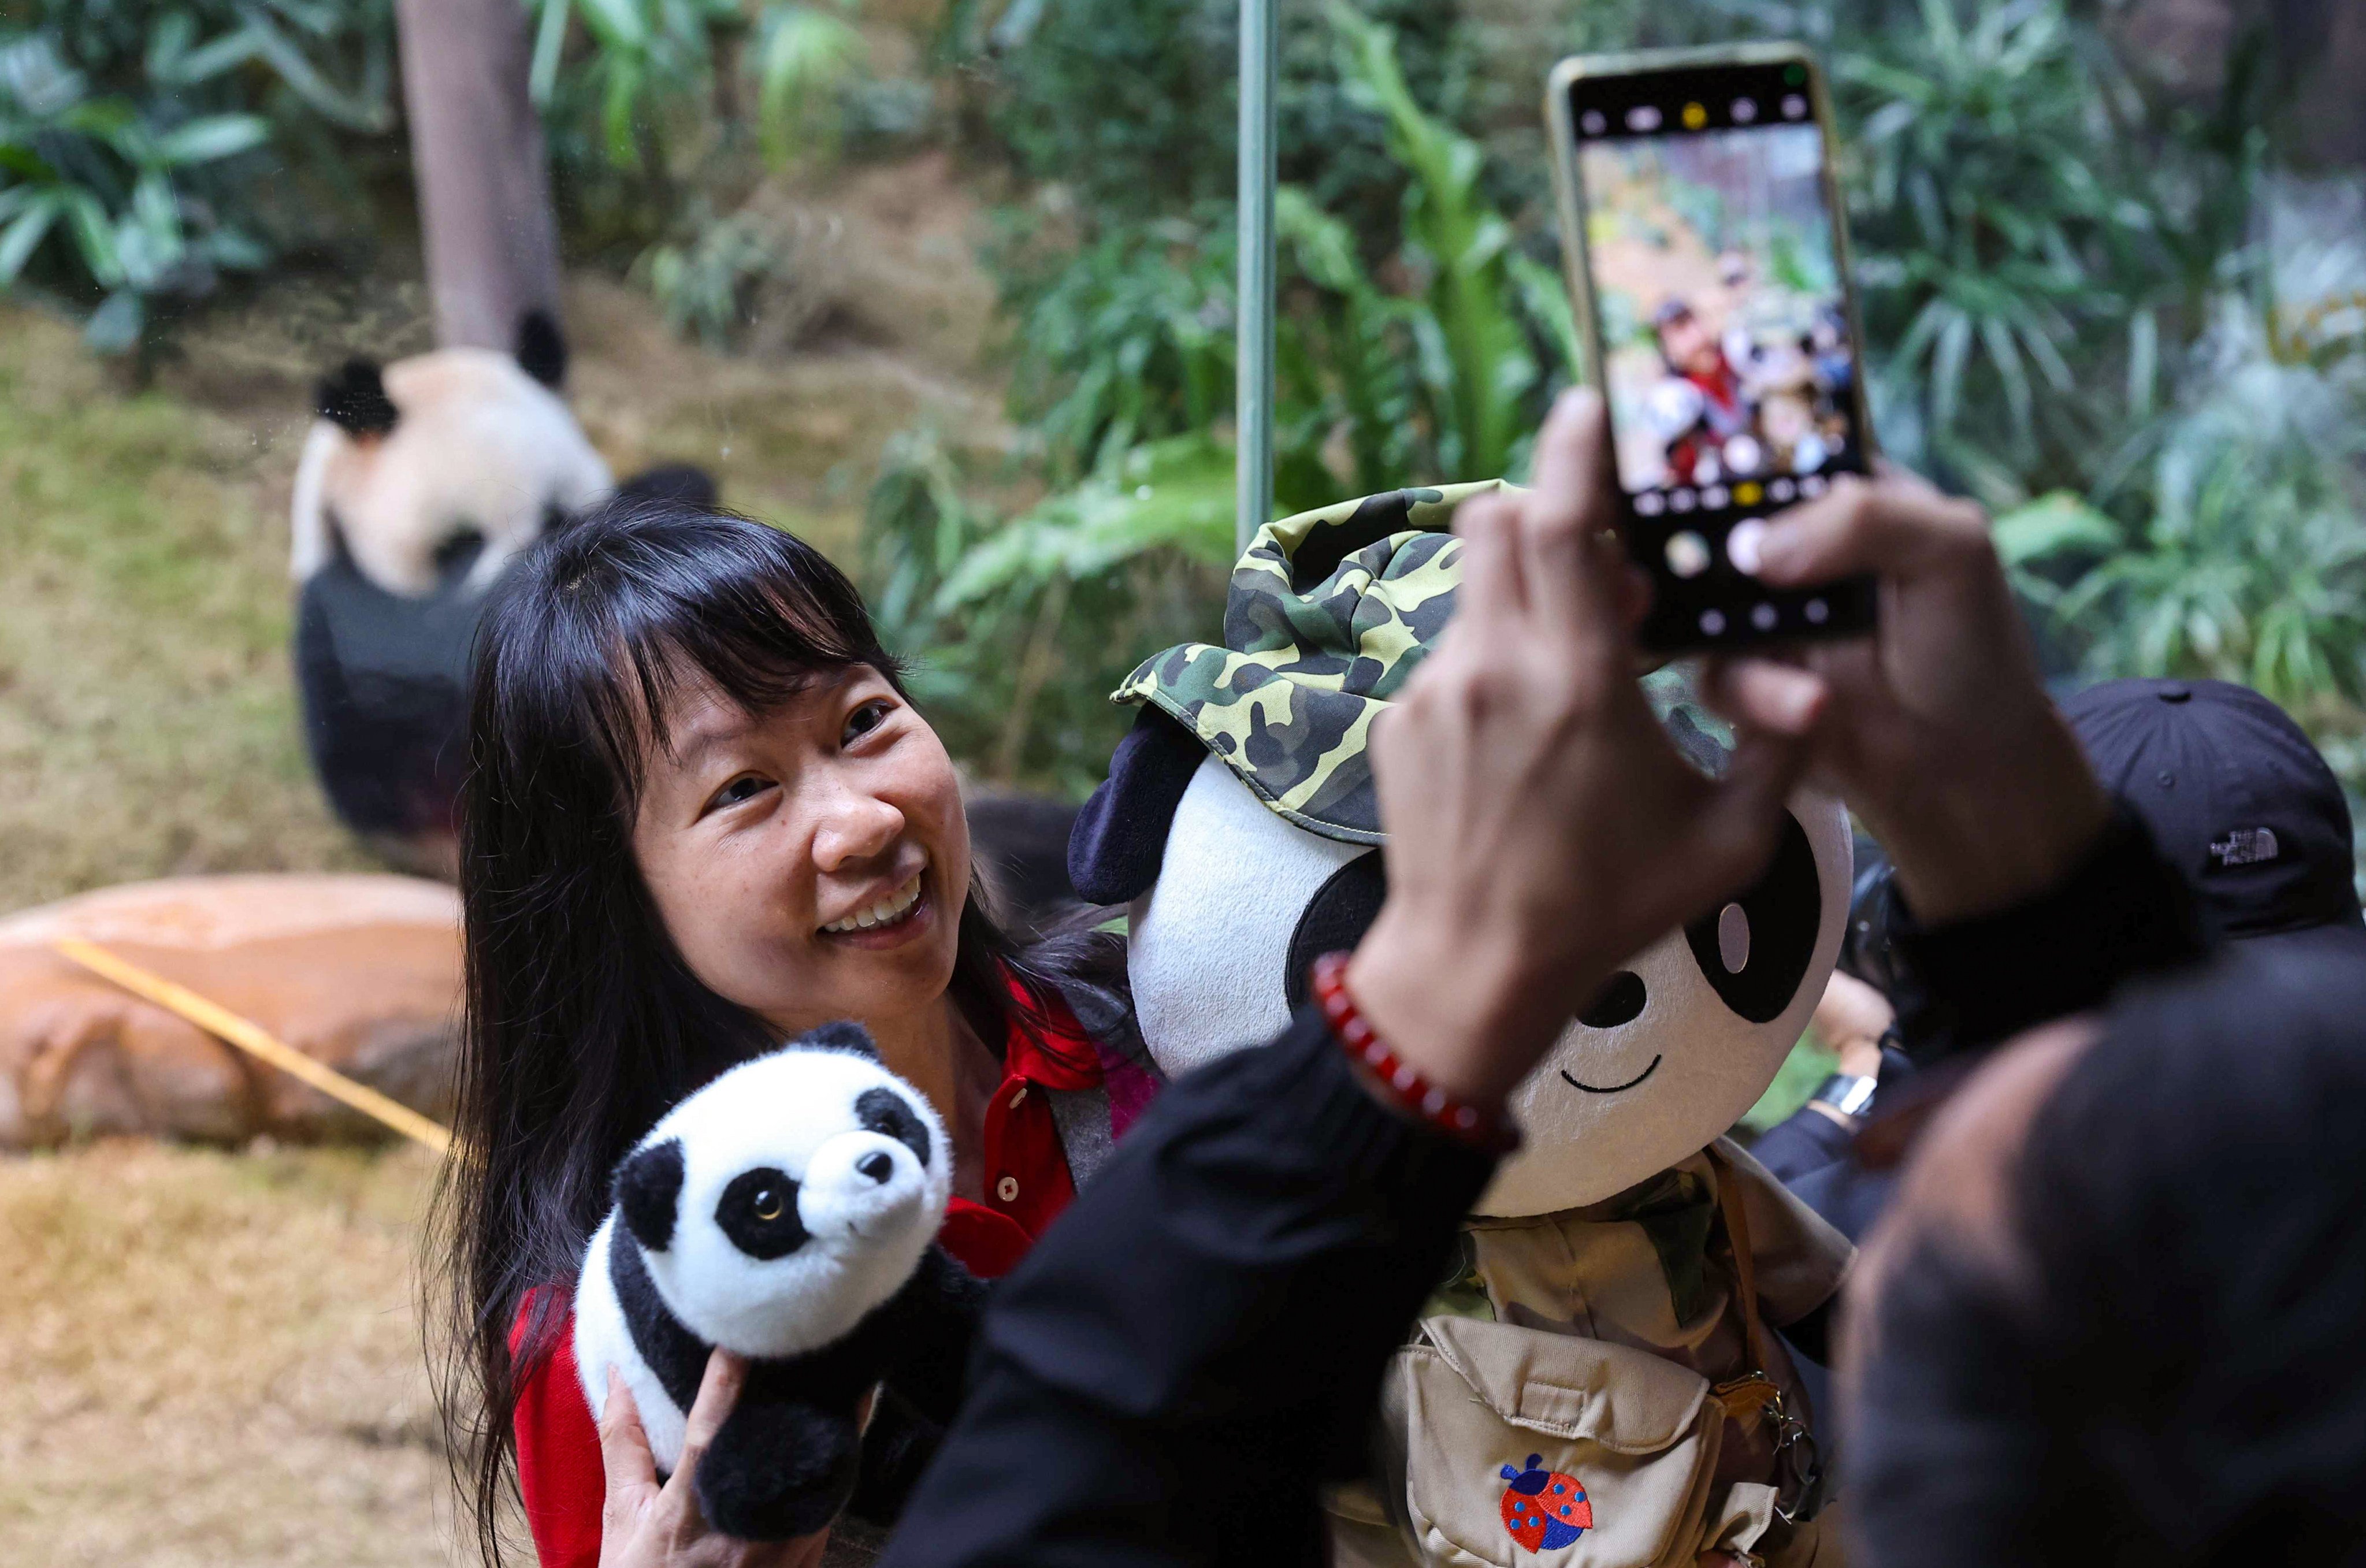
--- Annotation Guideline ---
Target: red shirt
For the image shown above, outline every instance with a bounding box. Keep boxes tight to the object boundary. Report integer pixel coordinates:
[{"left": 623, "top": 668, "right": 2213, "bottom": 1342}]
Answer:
[{"left": 510, "top": 989, "right": 1113, "bottom": 1568}]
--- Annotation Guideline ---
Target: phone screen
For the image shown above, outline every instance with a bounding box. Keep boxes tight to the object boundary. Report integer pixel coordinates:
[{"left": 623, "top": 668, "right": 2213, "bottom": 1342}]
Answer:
[{"left": 1559, "top": 57, "right": 1875, "bottom": 649}]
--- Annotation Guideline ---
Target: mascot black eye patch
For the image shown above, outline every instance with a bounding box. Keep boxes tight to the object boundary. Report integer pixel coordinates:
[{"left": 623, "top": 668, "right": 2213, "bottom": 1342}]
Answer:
[
  {"left": 1683, "top": 811, "right": 1821, "bottom": 1022},
  {"left": 1284, "top": 853, "right": 1388, "bottom": 1009}
]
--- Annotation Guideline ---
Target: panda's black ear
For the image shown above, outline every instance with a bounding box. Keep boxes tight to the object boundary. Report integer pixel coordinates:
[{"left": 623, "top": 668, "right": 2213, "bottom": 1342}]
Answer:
[
  {"left": 615, "top": 1137, "right": 686, "bottom": 1253},
  {"left": 316, "top": 359, "right": 398, "bottom": 437},
  {"left": 1068, "top": 705, "right": 1209, "bottom": 905},
  {"left": 798, "top": 1020, "right": 879, "bottom": 1060},
  {"left": 515, "top": 309, "right": 568, "bottom": 390}
]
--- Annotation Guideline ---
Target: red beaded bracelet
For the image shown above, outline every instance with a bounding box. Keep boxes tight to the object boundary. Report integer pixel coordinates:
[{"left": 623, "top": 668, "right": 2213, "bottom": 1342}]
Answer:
[{"left": 1310, "top": 952, "right": 1520, "bottom": 1154}]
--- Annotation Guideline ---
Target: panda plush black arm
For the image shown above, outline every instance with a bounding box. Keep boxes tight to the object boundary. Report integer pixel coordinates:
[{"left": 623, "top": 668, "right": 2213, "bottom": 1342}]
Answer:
[
  {"left": 701, "top": 1242, "right": 986, "bottom": 1536},
  {"left": 871, "top": 1243, "right": 991, "bottom": 1424},
  {"left": 842, "top": 1244, "right": 990, "bottom": 1526}
]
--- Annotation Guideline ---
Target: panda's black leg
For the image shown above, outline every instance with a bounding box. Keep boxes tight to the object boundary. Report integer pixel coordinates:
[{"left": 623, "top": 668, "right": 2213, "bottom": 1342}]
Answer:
[{"left": 695, "top": 1392, "right": 860, "bottom": 1541}]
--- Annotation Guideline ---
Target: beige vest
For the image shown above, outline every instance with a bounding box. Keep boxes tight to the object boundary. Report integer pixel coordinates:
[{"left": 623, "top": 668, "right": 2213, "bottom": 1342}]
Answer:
[{"left": 1328, "top": 1139, "right": 1853, "bottom": 1568}]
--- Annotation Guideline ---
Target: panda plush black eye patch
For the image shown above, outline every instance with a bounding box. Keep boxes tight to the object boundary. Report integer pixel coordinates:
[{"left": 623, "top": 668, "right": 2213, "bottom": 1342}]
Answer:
[
  {"left": 1683, "top": 811, "right": 1822, "bottom": 1023},
  {"left": 716, "top": 1167, "right": 810, "bottom": 1259},
  {"left": 1284, "top": 852, "right": 1388, "bottom": 1010},
  {"left": 857, "top": 1088, "right": 930, "bottom": 1169}
]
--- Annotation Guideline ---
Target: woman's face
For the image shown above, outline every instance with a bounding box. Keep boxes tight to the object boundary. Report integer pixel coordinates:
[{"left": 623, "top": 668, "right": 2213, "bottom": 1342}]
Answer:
[{"left": 631, "top": 663, "right": 971, "bottom": 1039}]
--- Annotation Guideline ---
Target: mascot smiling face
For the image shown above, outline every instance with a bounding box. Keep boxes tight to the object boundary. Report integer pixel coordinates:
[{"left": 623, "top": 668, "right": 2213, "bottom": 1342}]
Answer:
[{"left": 1070, "top": 485, "right": 1848, "bottom": 1215}]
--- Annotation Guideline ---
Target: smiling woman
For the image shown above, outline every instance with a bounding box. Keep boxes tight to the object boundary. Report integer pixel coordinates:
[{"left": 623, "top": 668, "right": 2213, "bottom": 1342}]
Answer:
[{"left": 430, "top": 498, "right": 1146, "bottom": 1568}]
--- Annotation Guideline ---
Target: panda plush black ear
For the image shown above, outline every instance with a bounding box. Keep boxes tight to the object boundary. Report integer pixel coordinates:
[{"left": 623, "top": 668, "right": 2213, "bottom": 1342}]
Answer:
[
  {"left": 798, "top": 1020, "right": 879, "bottom": 1060},
  {"left": 316, "top": 359, "right": 399, "bottom": 437},
  {"left": 515, "top": 309, "right": 569, "bottom": 390},
  {"left": 1068, "top": 705, "right": 1209, "bottom": 905},
  {"left": 615, "top": 1137, "right": 686, "bottom": 1253}
]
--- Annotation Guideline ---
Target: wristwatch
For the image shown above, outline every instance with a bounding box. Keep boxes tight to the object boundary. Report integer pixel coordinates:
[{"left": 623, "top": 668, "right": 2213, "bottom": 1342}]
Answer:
[{"left": 1810, "top": 1071, "right": 1879, "bottom": 1120}]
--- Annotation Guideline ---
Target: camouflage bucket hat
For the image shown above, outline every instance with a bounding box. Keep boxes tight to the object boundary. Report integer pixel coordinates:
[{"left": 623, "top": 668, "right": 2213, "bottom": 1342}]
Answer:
[{"left": 1112, "top": 482, "right": 1734, "bottom": 846}]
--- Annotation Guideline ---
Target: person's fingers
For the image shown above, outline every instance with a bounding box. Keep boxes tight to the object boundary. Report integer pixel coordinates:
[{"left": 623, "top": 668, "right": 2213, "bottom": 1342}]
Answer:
[
  {"left": 597, "top": 1368, "right": 660, "bottom": 1522},
  {"left": 1699, "top": 656, "right": 1829, "bottom": 739},
  {"left": 1524, "top": 388, "right": 1614, "bottom": 530},
  {"left": 670, "top": 1347, "right": 748, "bottom": 1488},
  {"left": 1451, "top": 491, "right": 1528, "bottom": 625},
  {"left": 1752, "top": 473, "right": 1988, "bottom": 588},
  {"left": 1516, "top": 392, "right": 1623, "bottom": 641},
  {"left": 1615, "top": 559, "right": 1653, "bottom": 636}
]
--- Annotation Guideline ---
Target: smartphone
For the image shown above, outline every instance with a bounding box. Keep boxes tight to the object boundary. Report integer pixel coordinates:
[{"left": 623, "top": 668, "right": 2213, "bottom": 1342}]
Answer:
[{"left": 1546, "top": 46, "right": 1878, "bottom": 652}]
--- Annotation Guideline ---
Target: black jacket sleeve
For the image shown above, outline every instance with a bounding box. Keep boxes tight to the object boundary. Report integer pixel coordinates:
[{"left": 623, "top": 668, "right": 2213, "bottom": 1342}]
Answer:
[
  {"left": 1888, "top": 804, "right": 2205, "bottom": 1062},
  {"left": 878, "top": 1005, "right": 1499, "bottom": 1568}
]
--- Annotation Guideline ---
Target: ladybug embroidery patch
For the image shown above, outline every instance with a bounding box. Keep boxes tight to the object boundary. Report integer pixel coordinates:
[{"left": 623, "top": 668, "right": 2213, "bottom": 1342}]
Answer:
[{"left": 1499, "top": 1453, "right": 1592, "bottom": 1551}]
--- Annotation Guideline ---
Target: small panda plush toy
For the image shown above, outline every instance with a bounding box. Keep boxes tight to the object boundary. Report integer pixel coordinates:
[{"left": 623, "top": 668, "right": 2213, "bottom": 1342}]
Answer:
[{"left": 573, "top": 1021, "right": 987, "bottom": 1539}]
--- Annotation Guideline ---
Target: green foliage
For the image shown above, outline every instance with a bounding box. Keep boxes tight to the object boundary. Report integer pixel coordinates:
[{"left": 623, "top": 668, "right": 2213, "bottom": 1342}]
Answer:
[
  {"left": 0, "top": 0, "right": 390, "bottom": 352},
  {"left": 2003, "top": 288, "right": 2366, "bottom": 711},
  {"left": 946, "top": 0, "right": 1472, "bottom": 244},
  {"left": 865, "top": 7, "right": 1566, "bottom": 791},
  {"left": 526, "top": 0, "right": 863, "bottom": 176},
  {"left": 861, "top": 426, "right": 1229, "bottom": 792}
]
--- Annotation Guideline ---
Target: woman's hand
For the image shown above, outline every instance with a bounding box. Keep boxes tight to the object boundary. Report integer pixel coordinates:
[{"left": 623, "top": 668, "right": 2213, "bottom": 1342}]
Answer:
[
  {"left": 1348, "top": 389, "right": 1823, "bottom": 1109},
  {"left": 1705, "top": 469, "right": 2109, "bottom": 927},
  {"left": 597, "top": 1353, "right": 829, "bottom": 1568}
]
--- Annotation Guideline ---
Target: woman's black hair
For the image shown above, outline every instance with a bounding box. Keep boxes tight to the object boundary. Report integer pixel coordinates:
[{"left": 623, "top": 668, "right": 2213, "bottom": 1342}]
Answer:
[{"left": 428, "top": 496, "right": 1096, "bottom": 1565}]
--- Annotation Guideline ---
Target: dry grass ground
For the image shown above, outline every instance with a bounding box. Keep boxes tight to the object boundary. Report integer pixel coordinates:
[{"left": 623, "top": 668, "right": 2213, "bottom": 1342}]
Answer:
[{"left": 0, "top": 1139, "right": 450, "bottom": 1567}]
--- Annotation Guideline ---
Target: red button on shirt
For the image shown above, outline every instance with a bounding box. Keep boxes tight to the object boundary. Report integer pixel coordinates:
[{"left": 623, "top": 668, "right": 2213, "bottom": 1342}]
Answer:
[{"left": 510, "top": 978, "right": 1109, "bottom": 1568}]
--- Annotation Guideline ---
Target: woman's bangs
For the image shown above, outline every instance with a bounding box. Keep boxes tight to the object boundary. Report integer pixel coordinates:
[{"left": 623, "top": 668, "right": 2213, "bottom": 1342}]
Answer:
[{"left": 567, "top": 511, "right": 898, "bottom": 794}]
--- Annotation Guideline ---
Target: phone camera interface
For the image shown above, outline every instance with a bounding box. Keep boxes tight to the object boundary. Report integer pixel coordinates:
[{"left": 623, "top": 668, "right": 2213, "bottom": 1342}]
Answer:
[{"left": 1565, "top": 58, "right": 1870, "bottom": 646}]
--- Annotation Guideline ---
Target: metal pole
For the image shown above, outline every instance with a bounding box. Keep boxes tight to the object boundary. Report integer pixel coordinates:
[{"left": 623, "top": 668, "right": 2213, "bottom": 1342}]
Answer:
[{"left": 1235, "top": 0, "right": 1277, "bottom": 553}]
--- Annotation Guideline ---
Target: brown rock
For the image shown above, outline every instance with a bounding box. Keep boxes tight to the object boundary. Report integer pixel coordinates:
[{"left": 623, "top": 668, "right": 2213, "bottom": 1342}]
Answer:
[{"left": 0, "top": 875, "right": 461, "bottom": 1148}]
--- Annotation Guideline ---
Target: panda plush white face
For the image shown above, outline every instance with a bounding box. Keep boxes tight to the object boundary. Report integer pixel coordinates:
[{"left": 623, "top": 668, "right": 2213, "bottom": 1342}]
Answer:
[
  {"left": 289, "top": 339, "right": 610, "bottom": 597},
  {"left": 610, "top": 1035, "right": 952, "bottom": 1360},
  {"left": 1129, "top": 756, "right": 1851, "bottom": 1216}
]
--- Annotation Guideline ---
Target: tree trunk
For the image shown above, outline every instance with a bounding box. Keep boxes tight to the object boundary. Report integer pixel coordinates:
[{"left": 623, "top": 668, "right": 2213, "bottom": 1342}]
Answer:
[{"left": 393, "top": 0, "right": 563, "bottom": 351}]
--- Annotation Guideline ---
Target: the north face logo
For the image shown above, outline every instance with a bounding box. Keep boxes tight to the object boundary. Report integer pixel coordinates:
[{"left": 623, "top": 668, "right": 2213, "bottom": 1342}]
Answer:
[
  {"left": 1499, "top": 1454, "right": 1591, "bottom": 1551},
  {"left": 2209, "top": 827, "right": 2280, "bottom": 867}
]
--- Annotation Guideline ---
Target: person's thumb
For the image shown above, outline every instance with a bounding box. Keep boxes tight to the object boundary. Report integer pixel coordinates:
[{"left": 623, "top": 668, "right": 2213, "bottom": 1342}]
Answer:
[{"left": 597, "top": 1367, "right": 661, "bottom": 1524}]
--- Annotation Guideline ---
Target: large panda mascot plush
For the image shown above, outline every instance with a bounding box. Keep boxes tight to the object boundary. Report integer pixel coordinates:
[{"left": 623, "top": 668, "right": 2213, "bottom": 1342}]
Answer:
[
  {"left": 574, "top": 1020, "right": 987, "bottom": 1539},
  {"left": 1068, "top": 484, "right": 1856, "bottom": 1568},
  {"left": 288, "top": 311, "right": 713, "bottom": 876}
]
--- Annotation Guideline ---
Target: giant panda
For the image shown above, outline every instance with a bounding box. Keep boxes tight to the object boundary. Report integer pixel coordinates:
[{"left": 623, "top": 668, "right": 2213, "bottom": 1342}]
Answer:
[
  {"left": 287, "top": 311, "right": 714, "bottom": 876},
  {"left": 573, "top": 1021, "right": 987, "bottom": 1539}
]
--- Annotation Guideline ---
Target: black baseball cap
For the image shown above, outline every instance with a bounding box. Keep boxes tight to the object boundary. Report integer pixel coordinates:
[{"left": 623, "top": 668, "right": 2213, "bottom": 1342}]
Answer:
[{"left": 2062, "top": 678, "right": 2364, "bottom": 943}]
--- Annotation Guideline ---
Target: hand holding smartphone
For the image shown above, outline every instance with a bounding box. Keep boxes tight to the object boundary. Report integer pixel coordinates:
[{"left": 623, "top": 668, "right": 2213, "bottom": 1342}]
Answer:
[{"left": 1547, "top": 46, "right": 1877, "bottom": 652}]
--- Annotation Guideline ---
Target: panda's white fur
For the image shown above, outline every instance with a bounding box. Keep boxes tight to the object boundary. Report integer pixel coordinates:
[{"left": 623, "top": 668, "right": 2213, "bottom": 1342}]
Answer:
[
  {"left": 573, "top": 1042, "right": 952, "bottom": 1473},
  {"left": 1129, "top": 755, "right": 1849, "bottom": 1216},
  {"left": 289, "top": 347, "right": 610, "bottom": 597}
]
